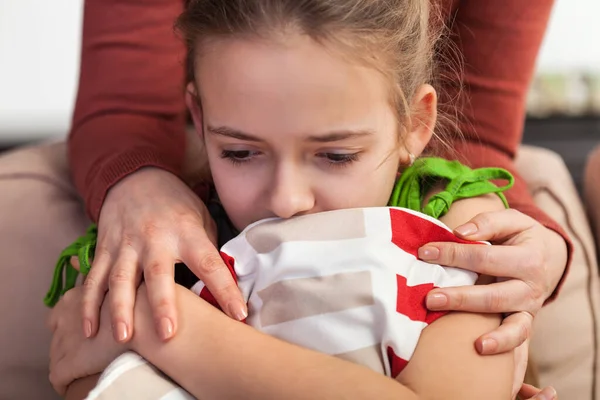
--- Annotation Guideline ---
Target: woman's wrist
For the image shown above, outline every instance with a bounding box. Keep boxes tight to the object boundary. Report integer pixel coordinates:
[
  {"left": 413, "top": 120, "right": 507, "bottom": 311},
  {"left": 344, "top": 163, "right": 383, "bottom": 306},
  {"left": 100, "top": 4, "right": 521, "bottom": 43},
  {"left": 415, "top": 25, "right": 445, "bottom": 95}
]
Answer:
[{"left": 542, "top": 226, "right": 568, "bottom": 299}]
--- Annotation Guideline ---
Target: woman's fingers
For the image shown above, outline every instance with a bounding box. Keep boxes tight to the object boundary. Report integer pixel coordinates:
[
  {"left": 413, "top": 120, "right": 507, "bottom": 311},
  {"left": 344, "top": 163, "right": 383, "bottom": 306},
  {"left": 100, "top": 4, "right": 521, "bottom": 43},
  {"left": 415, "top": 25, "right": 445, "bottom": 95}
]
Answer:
[
  {"left": 511, "top": 340, "right": 530, "bottom": 398},
  {"left": 474, "top": 311, "right": 533, "bottom": 355},
  {"left": 107, "top": 247, "right": 142, "bottom": 343},
  {"left": 452, "top": 209, "right": 536, "bottom": 242},
  {"left": 141, "top": 246, "right": 178, "bottom": 341},
  {"left": 519, "top": 384, "right": 557, "bottom": 400},
  {"left": 427, "top": 279, "right": 537, "bottom": 314},
  {"left": 419, "top": 241, "right": 540, "bottom": 281},
  {"left": 179, "top": 232, "right": 247, "bottom": 321},
  {"left": 81, "top": 249, "right": 111, "bottom": 338}
]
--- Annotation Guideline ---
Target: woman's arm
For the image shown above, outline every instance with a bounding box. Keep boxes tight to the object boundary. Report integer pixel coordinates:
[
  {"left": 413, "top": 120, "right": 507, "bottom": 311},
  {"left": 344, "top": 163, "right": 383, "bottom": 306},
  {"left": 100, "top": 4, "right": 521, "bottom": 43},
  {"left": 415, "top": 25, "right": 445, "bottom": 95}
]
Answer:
[
  {"left": 67, "top": 0, "right": 247, "bottom": 341},
  {"left": 438, "top": 0, "right": 571, "bottom": 298},
  {"left": 131, "top": 284, "right": 512, "bottom": 399},
  {"left": 69, "top": 0, "right": 187, "bottom": 221}
]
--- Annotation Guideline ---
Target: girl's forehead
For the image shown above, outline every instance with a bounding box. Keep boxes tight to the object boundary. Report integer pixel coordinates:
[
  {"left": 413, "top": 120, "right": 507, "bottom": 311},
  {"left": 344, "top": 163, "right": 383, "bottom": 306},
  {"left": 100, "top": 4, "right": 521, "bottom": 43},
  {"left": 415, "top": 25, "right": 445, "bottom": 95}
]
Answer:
[{"left": 195, "top": 35, "right": 396, "bottom": 137}]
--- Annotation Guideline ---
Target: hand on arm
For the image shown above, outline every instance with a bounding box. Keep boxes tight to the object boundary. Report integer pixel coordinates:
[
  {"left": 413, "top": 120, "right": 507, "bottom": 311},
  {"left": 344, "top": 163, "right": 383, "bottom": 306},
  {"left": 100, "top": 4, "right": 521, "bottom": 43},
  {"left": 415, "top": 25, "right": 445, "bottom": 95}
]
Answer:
[
  {"left": 421, "top": 207, "right": 566, "bottom": 353},
  {"left": 426, "top": 194, "right": 563, "bottom": 398},
  {"left": 428, "top": 0, "right": 568, "bottom": 355},
  {"left": 48, "top": 288, "right": 128, "bottom": 396},
  {"left": 67, "top": 0, "right": 245, "bottom": 344},
  {"left": 79, "top": 168, "right": 247, "bottom": 345}
]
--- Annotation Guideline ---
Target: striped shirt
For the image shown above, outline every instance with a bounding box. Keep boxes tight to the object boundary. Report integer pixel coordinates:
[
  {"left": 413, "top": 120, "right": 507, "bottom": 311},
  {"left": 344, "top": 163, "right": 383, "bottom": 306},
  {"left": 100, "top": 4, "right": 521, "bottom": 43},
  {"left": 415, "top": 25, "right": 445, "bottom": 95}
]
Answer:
[{"left": 190, "top": 207, "right": 480, "bottom": 377}]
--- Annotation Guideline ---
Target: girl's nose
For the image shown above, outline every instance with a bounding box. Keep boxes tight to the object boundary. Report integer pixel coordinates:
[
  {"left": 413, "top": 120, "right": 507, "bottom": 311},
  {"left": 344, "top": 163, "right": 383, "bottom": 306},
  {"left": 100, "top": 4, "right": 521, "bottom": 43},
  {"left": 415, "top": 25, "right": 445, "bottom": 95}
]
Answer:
[{"left": 268, "top": 166, "right": 315, "bottom": 219}]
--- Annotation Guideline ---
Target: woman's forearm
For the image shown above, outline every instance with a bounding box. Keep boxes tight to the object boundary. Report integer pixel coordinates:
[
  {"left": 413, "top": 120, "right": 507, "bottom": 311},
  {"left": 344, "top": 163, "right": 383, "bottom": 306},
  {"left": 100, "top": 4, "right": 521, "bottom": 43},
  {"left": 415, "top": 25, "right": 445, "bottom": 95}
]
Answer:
[{"left": 131, "top": 285, "right": 417, "bottom": 400}]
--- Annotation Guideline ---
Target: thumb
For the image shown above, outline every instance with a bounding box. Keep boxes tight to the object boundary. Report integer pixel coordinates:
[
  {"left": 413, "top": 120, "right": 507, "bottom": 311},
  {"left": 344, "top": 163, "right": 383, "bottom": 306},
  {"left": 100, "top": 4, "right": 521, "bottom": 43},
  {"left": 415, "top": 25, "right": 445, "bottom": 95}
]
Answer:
[
  {"left": 519, "top": 385, "right": 557, "bottom": 400},
  {"left": 453, "top": 209, "right": 536, "bottom": 242}
]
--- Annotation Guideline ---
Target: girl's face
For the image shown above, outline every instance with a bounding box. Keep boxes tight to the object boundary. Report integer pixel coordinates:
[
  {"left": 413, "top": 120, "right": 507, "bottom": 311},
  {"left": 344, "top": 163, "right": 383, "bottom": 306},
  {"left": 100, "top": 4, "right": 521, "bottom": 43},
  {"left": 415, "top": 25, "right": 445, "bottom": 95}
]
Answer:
[{"left": 187, "top": 33, "right": 436, "bottom": 231}]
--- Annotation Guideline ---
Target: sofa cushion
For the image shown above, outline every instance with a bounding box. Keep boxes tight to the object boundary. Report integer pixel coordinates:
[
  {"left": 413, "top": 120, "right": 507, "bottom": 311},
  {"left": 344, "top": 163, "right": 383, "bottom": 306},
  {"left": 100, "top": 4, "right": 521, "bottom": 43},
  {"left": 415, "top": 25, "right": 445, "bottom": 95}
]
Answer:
[
  {"left": 0, "top": 142, "right": 89, "bottom": 399},
  {"left": 517, "top": 145, "right": 600, "bottom": 400}
]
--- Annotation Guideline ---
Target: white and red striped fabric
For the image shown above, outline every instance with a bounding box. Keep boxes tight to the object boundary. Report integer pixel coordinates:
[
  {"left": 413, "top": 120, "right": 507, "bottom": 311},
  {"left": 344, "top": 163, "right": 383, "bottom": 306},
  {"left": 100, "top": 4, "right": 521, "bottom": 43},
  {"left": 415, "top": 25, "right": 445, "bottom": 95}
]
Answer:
[
  {"left": 192, "top": 207, "right": 481, "bottom": 378},
  {"left": 85, "top": 207, "right": 482, "bottom": 399}
]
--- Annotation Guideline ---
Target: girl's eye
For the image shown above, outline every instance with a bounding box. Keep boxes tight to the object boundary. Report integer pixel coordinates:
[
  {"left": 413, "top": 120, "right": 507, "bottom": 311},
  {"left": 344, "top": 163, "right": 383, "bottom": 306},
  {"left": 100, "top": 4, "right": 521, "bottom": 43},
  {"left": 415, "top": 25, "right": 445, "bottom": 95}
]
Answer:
[
  {"left": 220, "top": 150, "right": 259, "bottom": 165},
  {"left": 317, "top": 152, "right": 360, "bottom": 167}
]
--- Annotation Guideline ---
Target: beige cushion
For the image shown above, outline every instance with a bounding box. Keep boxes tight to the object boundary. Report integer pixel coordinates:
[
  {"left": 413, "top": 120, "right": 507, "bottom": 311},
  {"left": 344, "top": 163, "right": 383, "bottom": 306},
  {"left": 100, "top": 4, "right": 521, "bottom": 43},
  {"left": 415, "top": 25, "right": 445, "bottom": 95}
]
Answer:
[
  {"left": 516, "top": 145, "right": 600, "bottom": 400},
  {"left": 0, "top": 142, "right": 89, "bottom": 399},
  {"left": 0, "top": 142, "right": 598, "bottom": 399}
]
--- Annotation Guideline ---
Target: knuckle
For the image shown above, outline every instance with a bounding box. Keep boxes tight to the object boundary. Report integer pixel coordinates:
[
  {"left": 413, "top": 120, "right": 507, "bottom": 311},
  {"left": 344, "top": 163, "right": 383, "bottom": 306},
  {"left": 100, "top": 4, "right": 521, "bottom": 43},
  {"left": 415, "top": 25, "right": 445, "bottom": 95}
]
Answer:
[
  {"left": 94, "top": 245, "right": 112, "bottom": 261},
  {"left": 516, "top": 316, "right": 532, "bottom": 342},
  {"left": 121, "top": 233, "right": 135, "bottom": 249},
  {"left": 140, "top": 221, "right": 161, "bottom": 238},
  {"left": 475, "top": 246, "right": 497, "bottom": 267},
  {"left": 450, "top": 292, "right": 466, "bottom": 309},
  {"left": 524, "top": 249, "right": 545, "bottom": 272},
  {"left": 145, "top": 260, "right": 171, "bottom": 277},
  {"left": 473, "top": 212, "right": 494, "bottom": 229},
  {"left": 197, "top": 252, "right": 225, "bottom": 275},
  {"left": 109, "top": 268, "right": 134, "bottom": 286},
  {"left": 486, "top": 289, "right": 505, "bottom": 312},
  {"left": 438, "top": 242, "right": 460, "bottom": 265},
  {"left": 82, "top": 273, "right": 101, "bottom": 291},
  {"left": 525, "top": 290, "right": 544, "bottom": 313}
]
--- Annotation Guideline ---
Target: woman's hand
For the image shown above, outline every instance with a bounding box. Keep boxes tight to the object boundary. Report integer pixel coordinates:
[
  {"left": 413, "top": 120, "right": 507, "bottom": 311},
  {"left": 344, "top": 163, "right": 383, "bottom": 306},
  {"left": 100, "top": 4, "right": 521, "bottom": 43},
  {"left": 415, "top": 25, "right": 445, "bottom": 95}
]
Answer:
[
  {"left": 80, "top": 167, "right": 247, "bottom": 343},
  {"left": 519, "top": 384, "right": 558, "bottom": 400},
  {"left": 48, "top": 287, "right": 126, "bottom": 396},
  {"left": 419, "top": 208, "right": 567, "bottom": 354}
]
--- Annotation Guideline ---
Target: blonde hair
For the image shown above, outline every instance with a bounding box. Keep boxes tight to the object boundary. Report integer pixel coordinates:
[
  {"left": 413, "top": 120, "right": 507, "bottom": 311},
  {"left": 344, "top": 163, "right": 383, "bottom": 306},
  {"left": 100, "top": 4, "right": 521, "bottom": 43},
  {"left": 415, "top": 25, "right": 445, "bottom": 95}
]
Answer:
[{"left": 176, "top": 0, "right": 455, "bottom": 148}]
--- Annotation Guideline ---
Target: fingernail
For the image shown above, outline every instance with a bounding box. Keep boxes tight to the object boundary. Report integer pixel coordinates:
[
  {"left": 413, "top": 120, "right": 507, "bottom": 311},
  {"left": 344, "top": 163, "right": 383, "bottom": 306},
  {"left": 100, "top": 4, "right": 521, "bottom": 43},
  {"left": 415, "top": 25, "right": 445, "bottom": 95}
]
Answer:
[
  {"left": 228, "top": 301, "right": 248, "bottom": 321},
  {"left": 480, "top": 338, "right": 498, "bottom": 354},
  {"left": 418, "top": 246, "right": 440, "bottom": 261},
  {"left": 455, "top": 222, "right": 478, "bottom": 237},
  {"left": 114, "top": 322, "right": 129, "bottom": 342},
  {"left": 426, "top": 293, "right": 447, "bottom": 309},
  {"left": 84, "top": 320, "right": 92, "bottom": 338},
  {"left": 159, "top": 317, "right": 174, "bottom": 341},
  {"left": 538, "top": 387, "right": 557, "bottom": 400}
]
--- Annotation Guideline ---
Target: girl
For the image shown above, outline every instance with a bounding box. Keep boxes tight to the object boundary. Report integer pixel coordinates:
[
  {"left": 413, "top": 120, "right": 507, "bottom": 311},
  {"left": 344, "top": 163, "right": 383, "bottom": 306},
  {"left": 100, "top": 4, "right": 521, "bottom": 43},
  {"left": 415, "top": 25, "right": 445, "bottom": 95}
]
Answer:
[{"left": 48, "top": 0, "right": 553, "bottom": 398}]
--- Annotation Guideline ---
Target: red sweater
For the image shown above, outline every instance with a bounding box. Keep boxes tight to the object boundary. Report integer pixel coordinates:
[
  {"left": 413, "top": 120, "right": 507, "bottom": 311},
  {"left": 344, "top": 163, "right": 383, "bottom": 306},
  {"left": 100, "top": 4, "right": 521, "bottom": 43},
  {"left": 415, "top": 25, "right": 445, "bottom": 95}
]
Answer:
[{"left": 68, "top": 0, "right": 570, "bottom": 297}]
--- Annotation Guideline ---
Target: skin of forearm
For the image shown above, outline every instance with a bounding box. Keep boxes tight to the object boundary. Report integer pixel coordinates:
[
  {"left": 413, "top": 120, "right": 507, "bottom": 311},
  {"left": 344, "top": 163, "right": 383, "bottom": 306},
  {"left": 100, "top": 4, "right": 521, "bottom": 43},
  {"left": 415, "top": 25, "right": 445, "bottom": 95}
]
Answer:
[
  {"left": 65, "top": 373, "right": 101, "bottom": 400},
  {"left": 131, "top": 284, "right": 419, "bottom": 400}
]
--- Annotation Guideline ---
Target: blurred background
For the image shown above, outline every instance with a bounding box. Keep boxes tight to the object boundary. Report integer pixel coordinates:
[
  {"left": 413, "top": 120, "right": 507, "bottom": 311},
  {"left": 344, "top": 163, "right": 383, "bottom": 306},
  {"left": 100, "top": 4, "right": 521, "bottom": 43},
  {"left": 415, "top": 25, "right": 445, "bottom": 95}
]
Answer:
[{"left": 0, "top": 0, "right": 599, "bottom": 186}]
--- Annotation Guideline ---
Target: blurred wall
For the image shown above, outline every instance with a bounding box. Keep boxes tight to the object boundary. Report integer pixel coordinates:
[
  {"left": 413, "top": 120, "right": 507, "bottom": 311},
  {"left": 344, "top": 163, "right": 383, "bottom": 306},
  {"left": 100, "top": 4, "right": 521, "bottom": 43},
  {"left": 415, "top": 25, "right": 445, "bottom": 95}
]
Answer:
[{"left": 0, "top": 0, "right": 598, "bottom": 143}]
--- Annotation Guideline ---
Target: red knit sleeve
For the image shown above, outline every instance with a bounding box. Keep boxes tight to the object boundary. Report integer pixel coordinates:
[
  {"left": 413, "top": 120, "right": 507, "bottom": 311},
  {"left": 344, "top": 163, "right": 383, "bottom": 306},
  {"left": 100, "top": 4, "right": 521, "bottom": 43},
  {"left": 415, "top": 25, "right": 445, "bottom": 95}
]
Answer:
[
  {"left": 437, "top": 0, "right": 571, "bottom": 301},
  {"left": 68, "top": 0, "right": 187, "bottom": 222}
]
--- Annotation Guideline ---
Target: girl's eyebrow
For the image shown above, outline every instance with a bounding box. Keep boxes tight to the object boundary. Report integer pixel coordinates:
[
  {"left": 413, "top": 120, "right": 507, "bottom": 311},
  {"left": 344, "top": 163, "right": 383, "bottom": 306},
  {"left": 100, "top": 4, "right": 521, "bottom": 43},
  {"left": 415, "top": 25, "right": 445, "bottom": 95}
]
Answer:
[
  {"left": 206, "top": 125, "right": 263, "bottom": 142},
  {"left": 206, "top": 124, "right": 373, "bottom": 143},
  {"left": 307, "top": 130, "right": 373, "bottom": 143}
]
